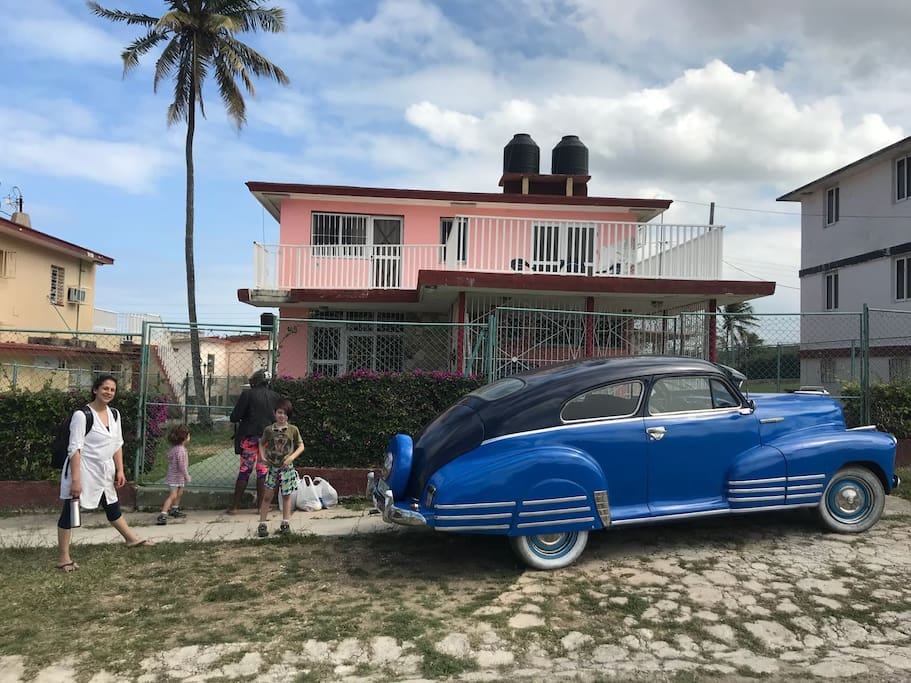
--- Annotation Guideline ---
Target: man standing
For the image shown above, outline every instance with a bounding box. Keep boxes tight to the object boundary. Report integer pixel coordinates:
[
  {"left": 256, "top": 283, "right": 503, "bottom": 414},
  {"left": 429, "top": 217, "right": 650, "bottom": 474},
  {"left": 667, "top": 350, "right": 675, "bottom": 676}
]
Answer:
[{"left": 226, "top": 369, "right": 278, "bottom": 514}]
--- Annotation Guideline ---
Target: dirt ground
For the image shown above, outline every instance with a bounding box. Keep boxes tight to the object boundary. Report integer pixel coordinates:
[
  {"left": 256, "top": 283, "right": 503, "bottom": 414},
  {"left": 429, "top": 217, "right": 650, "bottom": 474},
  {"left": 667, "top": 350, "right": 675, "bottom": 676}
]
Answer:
[{"left": 0, "top": 498, "right": 909, "bottom": 682}]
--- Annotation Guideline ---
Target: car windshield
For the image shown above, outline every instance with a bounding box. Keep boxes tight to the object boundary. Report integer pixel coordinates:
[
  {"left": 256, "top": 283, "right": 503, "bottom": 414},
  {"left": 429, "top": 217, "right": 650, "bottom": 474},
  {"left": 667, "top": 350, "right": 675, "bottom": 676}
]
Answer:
[{"left": 468, "top": 377, "right": 526, "bottom": 401}]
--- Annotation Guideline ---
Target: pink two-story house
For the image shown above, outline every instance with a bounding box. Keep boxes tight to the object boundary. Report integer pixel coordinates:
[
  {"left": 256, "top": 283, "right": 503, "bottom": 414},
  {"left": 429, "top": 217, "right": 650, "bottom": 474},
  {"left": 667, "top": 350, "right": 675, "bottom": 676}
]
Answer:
[{"left": 239, "top": 134, "right": 774, "bottom": 377}]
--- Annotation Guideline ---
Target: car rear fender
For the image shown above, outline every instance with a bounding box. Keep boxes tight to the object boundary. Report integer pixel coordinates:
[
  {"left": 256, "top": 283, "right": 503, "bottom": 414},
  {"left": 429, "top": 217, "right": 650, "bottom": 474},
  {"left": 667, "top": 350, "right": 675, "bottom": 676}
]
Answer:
[
  {"left": 427, "top": 445, "right": 608, "bottom": 534},
  {"left": 771, "top": 429, "right": 897, "bottom": 492}
]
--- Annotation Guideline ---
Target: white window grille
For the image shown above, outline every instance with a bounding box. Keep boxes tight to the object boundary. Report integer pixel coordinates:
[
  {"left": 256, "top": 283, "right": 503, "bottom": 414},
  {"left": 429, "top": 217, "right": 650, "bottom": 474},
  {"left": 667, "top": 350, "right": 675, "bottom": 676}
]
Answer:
[
  {"left": 440, "top": 217, "right": 468, "bottom": 263},
  {"left": 50, "top": 265, "right": 65, "bottom": 305},
  {"left": 825, "top": 187, "right": 839, "bottom": 225},
  {"left": 0, "top": 250, "right": 15, "bottom": 278},
  {"left": 889, "top": 358, "right": 910, "bottom": 382},
  {"left": 825, "top": 271, "right": 839, "bottom": 310},
  {"left": 820, "top": 358, "right": 836, "bottom": 383},
  {"left": 311, "top": 213, "right": 368, "bottom": 257},
  {"left": 896, "top": 156, "right": 911, "bottom": 202},
  {"left": 896, "top": 256, "right": 910, "bottom": 301}
]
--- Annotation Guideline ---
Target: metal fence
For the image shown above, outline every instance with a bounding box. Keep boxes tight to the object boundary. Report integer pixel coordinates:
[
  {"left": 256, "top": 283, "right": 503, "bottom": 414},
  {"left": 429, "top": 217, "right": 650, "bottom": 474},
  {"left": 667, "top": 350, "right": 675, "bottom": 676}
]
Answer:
[{"left": 3, "top": 306, "right": 909, "bottom": 489}]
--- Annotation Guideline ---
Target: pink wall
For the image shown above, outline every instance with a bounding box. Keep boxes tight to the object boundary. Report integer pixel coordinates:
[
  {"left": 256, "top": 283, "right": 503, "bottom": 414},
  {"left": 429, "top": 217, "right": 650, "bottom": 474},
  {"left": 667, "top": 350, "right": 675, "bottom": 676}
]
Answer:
[{"left": 279, "top": 198, "right": 638, "bottom": 244}]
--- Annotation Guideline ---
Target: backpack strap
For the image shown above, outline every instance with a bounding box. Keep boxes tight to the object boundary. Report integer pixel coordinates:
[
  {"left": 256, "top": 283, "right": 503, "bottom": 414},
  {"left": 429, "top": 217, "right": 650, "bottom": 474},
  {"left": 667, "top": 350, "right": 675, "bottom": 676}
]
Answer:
[{"left": 81, "top": 405, "right": 94, "bottom": 435}]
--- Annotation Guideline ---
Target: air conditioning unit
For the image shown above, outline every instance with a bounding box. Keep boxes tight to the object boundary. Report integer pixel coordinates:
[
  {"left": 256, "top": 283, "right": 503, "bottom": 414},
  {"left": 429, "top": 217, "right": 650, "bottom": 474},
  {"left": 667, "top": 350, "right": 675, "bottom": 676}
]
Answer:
[{"left": 67, "top": 287, "right": 87, "bottom": 305}]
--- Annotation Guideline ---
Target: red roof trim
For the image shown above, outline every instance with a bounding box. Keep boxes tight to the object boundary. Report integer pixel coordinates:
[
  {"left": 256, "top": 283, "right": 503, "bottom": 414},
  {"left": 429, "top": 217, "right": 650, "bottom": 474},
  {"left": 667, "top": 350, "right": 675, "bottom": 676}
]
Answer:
[
  {"left": 0, "top": 342, "right": 133, "bottom": 357},
  {"left": 415, "top": 271, "right": 776, "bottom": 296},
  {"left": 245, "top": 181, "right": 671, "bottom": 210},
  {"left": 0, "top": 216, "right": 114, "bottom": 264}
]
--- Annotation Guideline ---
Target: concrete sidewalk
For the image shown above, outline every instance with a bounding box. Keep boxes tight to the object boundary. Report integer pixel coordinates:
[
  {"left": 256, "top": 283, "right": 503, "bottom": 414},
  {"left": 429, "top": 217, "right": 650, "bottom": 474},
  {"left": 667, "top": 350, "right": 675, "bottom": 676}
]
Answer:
[{"left": 0, "top": 506, "right": 392, "bottom": 548}]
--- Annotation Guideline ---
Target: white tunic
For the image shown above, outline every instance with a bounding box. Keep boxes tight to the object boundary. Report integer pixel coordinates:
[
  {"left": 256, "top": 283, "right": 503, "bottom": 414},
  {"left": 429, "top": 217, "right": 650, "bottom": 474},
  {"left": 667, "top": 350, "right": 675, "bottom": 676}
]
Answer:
[{"left": 59, "top": 406, "right": 124, "bottom": 509}]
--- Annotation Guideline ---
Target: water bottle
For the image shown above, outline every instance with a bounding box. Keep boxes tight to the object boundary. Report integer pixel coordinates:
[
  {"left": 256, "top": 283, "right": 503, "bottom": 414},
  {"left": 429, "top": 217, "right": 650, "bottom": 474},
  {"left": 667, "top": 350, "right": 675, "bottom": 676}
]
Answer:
[{"left": 69, "top": 497, "right": 81, "bottom": 528}]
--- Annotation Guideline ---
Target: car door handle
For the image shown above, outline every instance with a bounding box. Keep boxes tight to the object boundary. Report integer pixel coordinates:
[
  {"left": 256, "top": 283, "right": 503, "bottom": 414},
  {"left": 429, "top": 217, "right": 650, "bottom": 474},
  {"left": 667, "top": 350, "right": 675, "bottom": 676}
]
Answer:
[{"left": 646, "top": 426, "right": 666, "bottom": 441}]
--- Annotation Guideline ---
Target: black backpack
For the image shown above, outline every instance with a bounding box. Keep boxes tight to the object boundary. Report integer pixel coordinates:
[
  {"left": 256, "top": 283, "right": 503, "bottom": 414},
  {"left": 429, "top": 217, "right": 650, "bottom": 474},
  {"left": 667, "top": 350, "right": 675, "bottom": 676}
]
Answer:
[{"left": 50, "top": 406, "right": 120, "bottom": 469}]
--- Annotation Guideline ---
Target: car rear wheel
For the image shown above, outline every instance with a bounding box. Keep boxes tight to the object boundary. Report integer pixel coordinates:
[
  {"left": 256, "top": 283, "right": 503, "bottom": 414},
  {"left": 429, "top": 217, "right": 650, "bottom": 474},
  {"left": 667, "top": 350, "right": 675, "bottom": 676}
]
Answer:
[
  {"left": 818, "top": 466, "right": 884, "bottom": 533},
  {"left": 509, "top": 530, "right": 589, "bottom": 570}
]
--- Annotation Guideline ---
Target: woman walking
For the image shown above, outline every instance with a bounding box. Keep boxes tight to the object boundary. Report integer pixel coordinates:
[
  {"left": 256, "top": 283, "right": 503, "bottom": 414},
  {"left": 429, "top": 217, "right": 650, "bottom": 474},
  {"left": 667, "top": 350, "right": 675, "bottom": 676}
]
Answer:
[{"left": 56, "top": 374, "right": 154, "bottom": 572}]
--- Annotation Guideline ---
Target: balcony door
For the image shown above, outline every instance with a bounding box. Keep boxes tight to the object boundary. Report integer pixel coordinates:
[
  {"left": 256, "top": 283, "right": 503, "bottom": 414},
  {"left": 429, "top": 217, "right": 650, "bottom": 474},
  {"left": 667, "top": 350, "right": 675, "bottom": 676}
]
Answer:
[
  {"left": 371, "top": 218, "right": 402, "bottom": 288},
  {"left": 532, "top": 223, "right": 595, "bottom": 274}
]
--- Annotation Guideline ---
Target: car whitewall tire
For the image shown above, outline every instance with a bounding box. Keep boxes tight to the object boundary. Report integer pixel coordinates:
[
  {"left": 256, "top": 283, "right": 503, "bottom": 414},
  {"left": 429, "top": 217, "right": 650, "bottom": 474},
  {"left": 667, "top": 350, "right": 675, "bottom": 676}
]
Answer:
[
  {"left": 818, "top": 466, "right": 885, "bottom": 534},
  {"left": 509, "top": 530, "right": 589, "bottom": 570}
]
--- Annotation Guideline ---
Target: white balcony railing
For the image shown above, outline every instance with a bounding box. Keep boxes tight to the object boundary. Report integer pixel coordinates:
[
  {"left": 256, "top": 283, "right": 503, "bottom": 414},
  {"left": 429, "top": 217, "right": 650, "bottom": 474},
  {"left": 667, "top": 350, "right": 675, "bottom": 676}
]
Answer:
[{"left": 253, "top": 217, "right": 723, "bottom": 290}]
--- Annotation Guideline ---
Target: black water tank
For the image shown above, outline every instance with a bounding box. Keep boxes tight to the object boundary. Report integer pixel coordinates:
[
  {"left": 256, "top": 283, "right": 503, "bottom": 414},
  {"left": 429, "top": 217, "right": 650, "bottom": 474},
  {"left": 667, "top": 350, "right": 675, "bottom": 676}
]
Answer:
[
  {"left": 551, "top": 135, "right": 589, "bottom": 175},
  {"left": 503, "top": 133, "right": 540, "bottom": 174},
  {"left": 260, "top": 312, "right": 275, "bottom": 332}
]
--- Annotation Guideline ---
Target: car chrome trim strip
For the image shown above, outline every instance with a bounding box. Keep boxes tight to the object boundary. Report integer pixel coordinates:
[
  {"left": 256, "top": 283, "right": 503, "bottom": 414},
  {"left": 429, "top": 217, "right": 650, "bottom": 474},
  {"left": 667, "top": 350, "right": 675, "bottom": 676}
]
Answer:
[
  {"left": 728, "top": 495, "right": 786, "bottom": 502},
  {"left": 612, "top": 501, "right": 820, "bottom": 526},
  {"left": 516, "top": 517, "right": 595, "bottom": 529},
  {"left": 612, "top": 509, "right": 728, "bottom": 525},
  {"left": 434, "top": 513, "right": 513, "bottom": 521},
  {"left": 787, "top": 483, "right": 823, "bottom": 491},
  {"left": 848, "top": 425, "right": 878, "bottom": 431},
  {"left": 434, "top": 501, "right": 516, "bottom": 510},
  {"left": 522, "top": 495, "right": 588, "bottom": 506},
  {"left": 518, "top": 506, "right": 591, "bottom": 518},
  {"left": 593, "top": 490, "right": 610, "bottom": 527},
  {"left": 732, "top": 502, "right": 818, "bottom": 513},
  {"left": 436, "top": 524, "right": 510, "bottom": 532},
  {"left": 788, "top": 474, "right": 826, "bottom": 481},
  {"left": 728, "top": 476, "right": 787, "bottom": 485},
  {"left": 786, "top": 492, "right": 822, "bottom": 500},
  {"left": 759, "top": 417, "right": 785, "bottom": 424},
  {"left": 482, "top": 416, "right": 644, "bottom": 445},
  {"left": 728, "top": 486, "right": 786, "bottom": 494}
]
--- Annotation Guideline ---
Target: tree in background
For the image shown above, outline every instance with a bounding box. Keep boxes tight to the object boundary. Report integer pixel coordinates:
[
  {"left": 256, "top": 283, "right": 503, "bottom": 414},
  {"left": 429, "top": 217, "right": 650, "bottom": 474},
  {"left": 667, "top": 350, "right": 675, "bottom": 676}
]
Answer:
[
  {"left": 88, "top": 0, "right": 289, "bottom": 423},
  {"left": 721, "top": 301, "right": 761, "bottom": 351}
]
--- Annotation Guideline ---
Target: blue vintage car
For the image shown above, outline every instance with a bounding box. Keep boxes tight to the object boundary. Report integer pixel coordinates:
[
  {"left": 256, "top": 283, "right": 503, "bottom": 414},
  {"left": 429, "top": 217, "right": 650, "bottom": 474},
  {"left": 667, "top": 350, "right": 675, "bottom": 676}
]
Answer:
[{"left": 367, "top": 357, "right": 899, "bottom": 569}]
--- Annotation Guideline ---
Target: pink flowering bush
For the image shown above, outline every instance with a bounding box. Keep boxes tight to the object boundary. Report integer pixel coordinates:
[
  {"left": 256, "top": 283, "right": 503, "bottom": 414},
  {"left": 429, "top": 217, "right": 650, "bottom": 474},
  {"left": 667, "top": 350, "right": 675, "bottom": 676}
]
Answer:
[{"left": 272, "top": 369, "right": 484, "bottom": 468}]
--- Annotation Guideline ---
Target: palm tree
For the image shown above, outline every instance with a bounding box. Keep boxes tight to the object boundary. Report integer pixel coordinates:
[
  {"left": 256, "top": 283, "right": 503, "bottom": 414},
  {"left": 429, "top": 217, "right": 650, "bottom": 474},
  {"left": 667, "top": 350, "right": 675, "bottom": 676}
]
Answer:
[
  {"left": 88, "top": 0, "right": 289, "bottom": 422},
  {"left": 720, "top": 301, "right": 761, "bottom": 361}
]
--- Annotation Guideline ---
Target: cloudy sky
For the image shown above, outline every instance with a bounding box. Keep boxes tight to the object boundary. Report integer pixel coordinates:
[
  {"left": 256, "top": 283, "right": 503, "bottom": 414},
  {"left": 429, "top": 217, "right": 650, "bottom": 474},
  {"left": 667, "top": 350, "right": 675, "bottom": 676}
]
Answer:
[{"left": 1, "top": 0, "right": 907, "bottom": 325}]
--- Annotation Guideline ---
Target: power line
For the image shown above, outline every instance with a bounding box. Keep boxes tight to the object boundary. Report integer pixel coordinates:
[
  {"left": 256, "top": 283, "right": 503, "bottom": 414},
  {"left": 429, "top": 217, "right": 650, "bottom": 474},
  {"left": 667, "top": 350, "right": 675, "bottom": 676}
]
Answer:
[
  {"left": 674, "top": 197, "right": 909, "bottom": 220},
  {"left": 724, "top": 260, "right": 800, "bottom": 290}
]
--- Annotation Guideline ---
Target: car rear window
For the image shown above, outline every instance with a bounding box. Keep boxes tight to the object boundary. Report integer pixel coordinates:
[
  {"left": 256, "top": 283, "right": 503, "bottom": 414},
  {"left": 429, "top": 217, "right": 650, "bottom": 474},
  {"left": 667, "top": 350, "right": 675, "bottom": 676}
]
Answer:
[{"left": 468, "top": 377, "right": 525, "bottom": 401}]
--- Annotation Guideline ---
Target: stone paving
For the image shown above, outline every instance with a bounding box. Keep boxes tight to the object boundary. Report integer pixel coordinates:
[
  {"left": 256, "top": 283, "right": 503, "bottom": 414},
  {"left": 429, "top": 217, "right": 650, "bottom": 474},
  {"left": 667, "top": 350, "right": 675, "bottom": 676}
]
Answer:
[{"left": 1, "top": 498, "right": 909, "bottom": 681}]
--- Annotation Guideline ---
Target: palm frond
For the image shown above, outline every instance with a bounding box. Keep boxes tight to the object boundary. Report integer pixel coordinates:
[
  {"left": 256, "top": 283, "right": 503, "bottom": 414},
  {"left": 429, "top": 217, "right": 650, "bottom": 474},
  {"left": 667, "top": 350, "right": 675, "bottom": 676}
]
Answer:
[
  {"left": 153, "top": 37, "right": 183, "bottom": 93},
  {"left": 233, "top": 7, "right": 286, "bottom": 33},
  {"left": 213, "top": 52, "right": 247, "bottom": 128},
  {"left": 122, "top": 30, "right": 168, "bottom": 75},
  {"left": 217, "top": 41, "right": 255, "bottom": 96},
  {"left": 166, "top": 35, "right": 194, "bottom": 126},
  {"left": 220, "top": 35, "right": 289, "bottom": 85},
  {"left": 86, "top": 2, "right": 158, "bottom": 27},
  {"left": 156, "top": 10, "right": 194, "bottom": 33}
]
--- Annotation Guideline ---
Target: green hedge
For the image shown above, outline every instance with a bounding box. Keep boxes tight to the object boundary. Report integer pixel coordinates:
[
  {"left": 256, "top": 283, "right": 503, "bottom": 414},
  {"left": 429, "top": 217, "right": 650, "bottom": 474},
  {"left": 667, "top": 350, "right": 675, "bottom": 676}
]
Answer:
[
  {"left": 0, "top": 388, "right": 167, "bottom": 481},
  {"left": 841, "top": 381, "right": 911, "bottom": 438},
  {"left": 273, "top": 370, "right": 484, "bottom": 467}
]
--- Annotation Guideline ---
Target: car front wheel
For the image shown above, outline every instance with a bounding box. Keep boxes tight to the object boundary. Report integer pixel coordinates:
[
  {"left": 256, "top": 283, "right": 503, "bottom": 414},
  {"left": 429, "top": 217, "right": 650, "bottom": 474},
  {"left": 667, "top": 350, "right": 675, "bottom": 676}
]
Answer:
[
  {"left": 509, "top": 530, "right": 589, "bottom": 570},
  {"left": 818, "top": 466, "right": 885, "bottom": 533}
]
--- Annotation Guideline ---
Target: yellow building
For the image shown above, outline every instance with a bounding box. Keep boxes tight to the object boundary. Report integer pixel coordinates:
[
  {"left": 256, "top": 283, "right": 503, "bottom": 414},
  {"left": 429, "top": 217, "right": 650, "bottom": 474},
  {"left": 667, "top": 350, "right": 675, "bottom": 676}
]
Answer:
[
  {"left": 0, "top": 213, "right": 113, "bottom": 330},
  {"left": 0, "top": 213, "right": 122, "bottom": 391}
]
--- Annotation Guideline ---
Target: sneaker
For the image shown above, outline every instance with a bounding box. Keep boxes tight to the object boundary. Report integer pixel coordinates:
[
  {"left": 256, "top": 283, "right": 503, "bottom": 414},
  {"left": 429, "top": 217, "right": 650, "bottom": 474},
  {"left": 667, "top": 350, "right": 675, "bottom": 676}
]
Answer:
[
  {"left": 276, "top": 521, "right": 291, "bottom": 535},
  {"left": 257, "top": 523, "right": 268, "bottom": 538},
  {"left": 156, "top": 513, "right": 168, "bottom": 526},
  {"left": 168, "top": 507, "right": 187, "bottom": 518}
]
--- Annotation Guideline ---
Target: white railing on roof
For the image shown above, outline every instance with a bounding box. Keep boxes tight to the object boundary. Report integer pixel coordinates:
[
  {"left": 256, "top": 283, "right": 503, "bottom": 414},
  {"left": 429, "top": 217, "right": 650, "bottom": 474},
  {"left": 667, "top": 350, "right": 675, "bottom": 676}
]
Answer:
[{"left": 253, "top": 217, "right": 723, "bottom": 290}]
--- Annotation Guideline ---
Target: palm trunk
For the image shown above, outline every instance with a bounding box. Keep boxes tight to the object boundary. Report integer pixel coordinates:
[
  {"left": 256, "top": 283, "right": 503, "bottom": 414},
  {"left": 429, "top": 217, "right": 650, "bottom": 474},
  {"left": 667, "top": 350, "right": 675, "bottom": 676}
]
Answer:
[{"left": 185, "top": 68, "right": 209, "bottom": 426}]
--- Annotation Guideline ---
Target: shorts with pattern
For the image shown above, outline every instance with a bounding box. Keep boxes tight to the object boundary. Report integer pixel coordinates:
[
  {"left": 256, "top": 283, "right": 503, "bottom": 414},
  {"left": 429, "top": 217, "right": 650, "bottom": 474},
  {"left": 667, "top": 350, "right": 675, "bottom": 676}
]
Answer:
[
  {"left": 239, "top": 436, "right": 268, "bottom": 479},
  {"left": 265, "top": 465, "right": 299, "bottom": 495}
]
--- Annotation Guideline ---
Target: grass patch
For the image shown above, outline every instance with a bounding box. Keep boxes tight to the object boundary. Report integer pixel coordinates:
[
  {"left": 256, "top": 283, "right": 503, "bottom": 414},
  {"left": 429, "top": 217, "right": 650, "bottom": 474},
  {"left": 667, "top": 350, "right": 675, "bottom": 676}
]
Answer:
[
  {"left": 414, "top": 639, "right": 476, "bottom": 679},
  {"left": 145, "top": 425, "right": 234, "bottom": 482}
]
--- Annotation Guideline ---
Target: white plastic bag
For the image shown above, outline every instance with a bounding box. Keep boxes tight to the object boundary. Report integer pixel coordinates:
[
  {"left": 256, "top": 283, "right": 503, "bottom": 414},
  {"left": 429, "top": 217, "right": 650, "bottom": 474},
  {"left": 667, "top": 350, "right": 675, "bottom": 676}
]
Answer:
[
  {"left": 313, "top": 477, "right": 338, "bottom": 508},
  {"left": 295, "top": 475, "right": 323, "bottom": 512}
]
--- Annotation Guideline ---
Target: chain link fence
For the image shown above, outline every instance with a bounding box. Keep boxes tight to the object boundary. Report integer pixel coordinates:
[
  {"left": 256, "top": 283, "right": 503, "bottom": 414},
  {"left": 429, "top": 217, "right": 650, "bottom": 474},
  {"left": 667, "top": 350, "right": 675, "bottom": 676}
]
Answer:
[
  {"left": 4, "top": 306, "right": 908, "bottom": 489},
  {"left": 135, "top": 321, "right": 276, "bottom": 487},
  {"left": 0, "top": 328, "right": 144, "bottom": 392}
]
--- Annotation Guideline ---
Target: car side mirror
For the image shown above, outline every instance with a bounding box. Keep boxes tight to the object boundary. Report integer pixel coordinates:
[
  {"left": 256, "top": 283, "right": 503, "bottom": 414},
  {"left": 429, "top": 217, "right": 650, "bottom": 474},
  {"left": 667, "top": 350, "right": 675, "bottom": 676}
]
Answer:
[{"left": 738, "top": 399, "right": 756, "bottom": 415}]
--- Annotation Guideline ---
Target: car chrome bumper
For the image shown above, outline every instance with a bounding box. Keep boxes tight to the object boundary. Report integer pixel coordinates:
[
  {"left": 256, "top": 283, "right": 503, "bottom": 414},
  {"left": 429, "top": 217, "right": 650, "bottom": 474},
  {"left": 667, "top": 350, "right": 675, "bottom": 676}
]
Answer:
[
  {"left": 894, "top": 473, "right": 902, "bottom": 490},
  {"left": 366, "top": 472, "right": 427, "bottom": 527}
]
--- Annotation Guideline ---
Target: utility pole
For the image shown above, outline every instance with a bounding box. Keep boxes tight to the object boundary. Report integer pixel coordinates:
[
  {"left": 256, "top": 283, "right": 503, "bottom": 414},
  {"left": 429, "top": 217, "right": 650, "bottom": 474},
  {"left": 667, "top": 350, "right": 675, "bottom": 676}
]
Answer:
[{"left": 709, "top": 201, "right": 715, "bottom": 226}]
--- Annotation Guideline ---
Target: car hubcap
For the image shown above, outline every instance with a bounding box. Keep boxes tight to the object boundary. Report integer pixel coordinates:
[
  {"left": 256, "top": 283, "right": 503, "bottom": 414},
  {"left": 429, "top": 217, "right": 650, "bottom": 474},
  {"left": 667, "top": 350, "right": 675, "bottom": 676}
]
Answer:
[
  {"left": 529, "top": 532, "right": 575, "bottom": 558},
  {"left": 827, "top": 478, "right": 872, "bottom": 523}
]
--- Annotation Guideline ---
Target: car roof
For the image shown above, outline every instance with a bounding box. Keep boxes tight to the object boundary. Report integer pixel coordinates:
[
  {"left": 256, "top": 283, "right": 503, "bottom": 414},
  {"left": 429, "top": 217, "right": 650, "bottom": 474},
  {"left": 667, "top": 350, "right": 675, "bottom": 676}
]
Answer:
[{"left": 470, "top": 356, "right": 736, "bottom": 440}]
